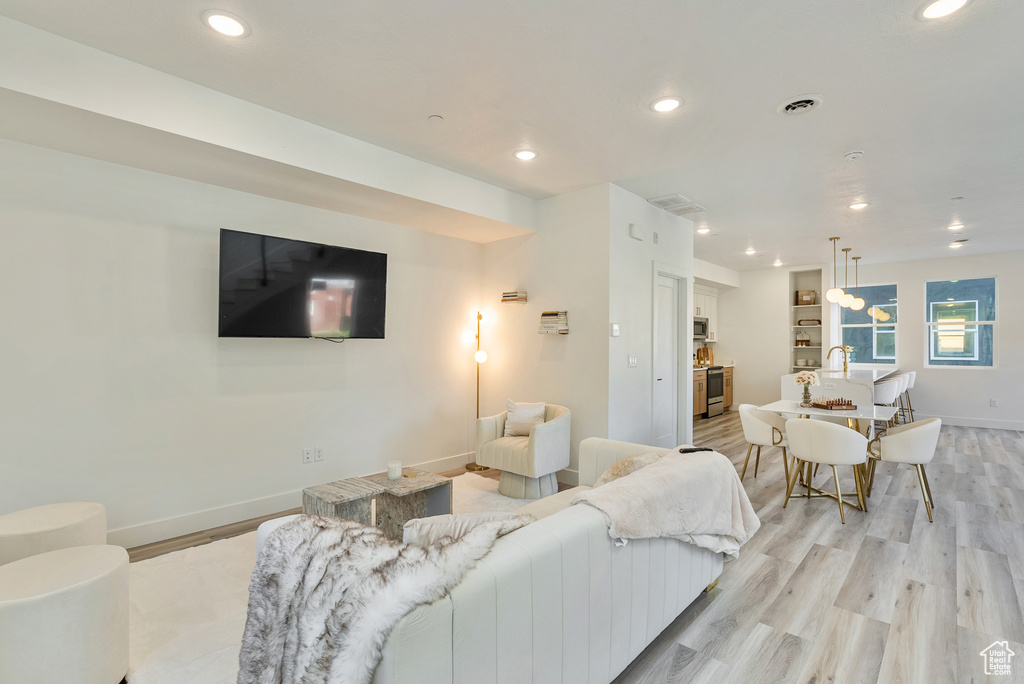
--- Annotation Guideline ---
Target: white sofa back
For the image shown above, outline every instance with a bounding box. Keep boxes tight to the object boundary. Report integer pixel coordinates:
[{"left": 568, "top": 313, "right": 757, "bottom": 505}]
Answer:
[{"left": 373, "top": 438, "right": 720, "bottom": 684}]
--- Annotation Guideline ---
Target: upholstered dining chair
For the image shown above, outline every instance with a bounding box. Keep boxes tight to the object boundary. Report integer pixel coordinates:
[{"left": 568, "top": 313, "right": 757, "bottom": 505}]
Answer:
[
  {"left": 900, "top": 371, "right": 917, "bottom": 423},
  {"left": 737, "top": 404, "right": 790, "bottom": 483},
  {"left": 784, "top": 418, "right": 868, "bottom": 523},
  {"left": 867, "top": 417, "right": 942, "bottom": 521},
  {"left": 873, "top": 378, "right": 902, "bottom": 429}
]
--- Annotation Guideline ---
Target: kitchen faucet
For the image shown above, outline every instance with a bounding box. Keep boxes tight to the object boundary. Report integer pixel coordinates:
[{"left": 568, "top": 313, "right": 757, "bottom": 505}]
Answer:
[{"left": 827, "top": 345, "right": 850, "bottom": 374}]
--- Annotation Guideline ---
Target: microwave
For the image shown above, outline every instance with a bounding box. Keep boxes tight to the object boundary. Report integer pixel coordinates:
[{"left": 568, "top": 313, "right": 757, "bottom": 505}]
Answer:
[{"left": 693, "top": 317, "right": 709, "bottom": 339}]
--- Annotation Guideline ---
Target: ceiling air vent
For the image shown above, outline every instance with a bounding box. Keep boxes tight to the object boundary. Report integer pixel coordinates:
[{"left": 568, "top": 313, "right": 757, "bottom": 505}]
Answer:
[
  {"left": 777, "top": 94, "right": 823, "bottom": 115},
  {"left": 647, "top": 194, "right": 707, "bottom": 216}
]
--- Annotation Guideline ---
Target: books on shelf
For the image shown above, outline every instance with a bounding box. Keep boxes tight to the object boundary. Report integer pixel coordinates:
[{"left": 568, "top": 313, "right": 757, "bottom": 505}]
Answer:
[
  {"left": 539, "top": 310, "right": 569, "bottom": 335},
  {"left": 501, "top": 290, "right": 528, "bottom": 303}
]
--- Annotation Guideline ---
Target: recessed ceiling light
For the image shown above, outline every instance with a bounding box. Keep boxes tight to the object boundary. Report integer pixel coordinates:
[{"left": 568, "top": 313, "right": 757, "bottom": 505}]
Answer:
[
  {"left": 696, "top": 227, "right": 710, "bottom": 234},
  {"left": 773, "top": 259, "right": 783, "bottom": 267},
  {"left": 513, "top": 149, "right": 537, "bottom": 161},
  {"left": 745, "top": 248, "right": 756, "bottom": 255},
  {"left": 922, "top": 0, "right": 968, "bottom": 19},
  {"left": 203, "top": 10, "right": 248, "bottom": 36},
  {"left": 947, "top": 223, "right": 964, "bottom": 231},
  {"left": 848, "top": 202, "right": 869, "bottom": 210},
  {"left": 651, "top": 98, "right": 681, "bottom": 113},
  {"left": 949, "top": 241, "right": 965, "bottom": 249}
]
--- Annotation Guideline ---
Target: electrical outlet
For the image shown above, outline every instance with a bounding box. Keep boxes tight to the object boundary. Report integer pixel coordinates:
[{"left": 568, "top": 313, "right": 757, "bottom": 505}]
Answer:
[
  {"left": 315, "top": 446, "right": 324, "bottom": 462},
  {"left": 302, "top": 447, "right": 313, "bottom": 464},
  {"left": 990, "top": 398, "right": 998, "bottom": 408},
  {"left": 823, "top": 382, "right": 836, "bottom": 390}
]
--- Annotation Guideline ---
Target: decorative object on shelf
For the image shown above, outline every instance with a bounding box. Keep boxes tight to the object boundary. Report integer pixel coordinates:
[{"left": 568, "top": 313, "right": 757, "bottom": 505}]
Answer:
[
  {"left": 811, "top": 398, "right": 858, "bottom": 410},
  {"left": 825, "top": 237, "right": 845, "bottom": 303},
  {"left": 387, "top": 461, "right": 402, "bottom": 480},
  {"left": 795, "top": 290, "right": 817, "bottom": 305},
  {"left": 539, "top": 311, "right": 569, "bottom": 335},
  {"left": 797, "top": 319, "right": 821, "bottom": 326},
  {"left": 850, "top": 257, "right": 865, "bottom": 311},
  {"left": 840, "top": 248, "right": 855, "bottom": 308},
  {"left": 794, "top": 370, "right": 819, "bottom": 408},
  {"left": 501, "top": 290, "right": 527, "bottom": 303},
  {"left": 795, "top": 330, "right": 811, "bottom": 346},
  {"left": 467, "top": 311, "right": 488, "bottom": 471}
]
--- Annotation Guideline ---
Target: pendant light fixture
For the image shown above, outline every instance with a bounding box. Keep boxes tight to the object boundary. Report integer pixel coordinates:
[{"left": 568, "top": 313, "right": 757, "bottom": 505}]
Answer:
[
  {"left": 839, "top": 248, "right": 855, "bottom": 307},
  {"left": 825, "top": 237, "right": 845, "bottom": 303},
  {"left": 850, "top": 256, "right": 865, "bottom": 310}
]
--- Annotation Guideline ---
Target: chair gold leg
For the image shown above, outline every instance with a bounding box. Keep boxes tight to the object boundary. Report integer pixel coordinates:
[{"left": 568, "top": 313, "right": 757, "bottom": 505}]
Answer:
[
  {"left": 832, "top": 465, "right": 845, "bottom": 523},
  {"left": 906, "top": 392, "right": 915, "bottom": 422},
  {"left": 921, "top": 465, "right": 934, "bottom": 509},
  {"left": 915, "top": 464, "right": 934, "bottom": 523},
  {"left": 781, "top": 446, "right": 790, "bottom": 484},
  {"left": 740, "top": 443, "right": 753, "bottom": 480},
  {"left": 754, "top": 445, "right": 762, "bottom": 478},
  {"left": 784, "top": 458, "right": 802, "bottom": 508},
  {"left": 853, "top": 464, "right": 867, "bottom": 513},
  {"left": 806, "top": 461, "right": 813, "bottom": 498}
]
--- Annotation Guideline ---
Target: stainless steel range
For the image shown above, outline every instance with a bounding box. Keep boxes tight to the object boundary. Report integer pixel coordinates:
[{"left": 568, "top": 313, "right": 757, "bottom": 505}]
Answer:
[{"left": 705, "top": 366, "right": 724, "bottom": 418}]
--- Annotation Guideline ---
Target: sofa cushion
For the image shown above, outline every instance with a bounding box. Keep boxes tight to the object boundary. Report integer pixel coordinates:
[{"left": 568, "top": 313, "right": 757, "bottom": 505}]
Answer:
[
  {"left": 403, "top": 512, "right": 533, "bottom": 547},
  {"left": 503, "top": 399, "right": 546, "bottom": 437},
  {"left": 592, "top": 452, "right": 664, "bottom": 487}
]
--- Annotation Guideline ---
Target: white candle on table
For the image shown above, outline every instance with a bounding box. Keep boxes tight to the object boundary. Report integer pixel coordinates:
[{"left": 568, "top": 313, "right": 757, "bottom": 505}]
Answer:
[{"left": 387, "top": 461, "right": 402, "bottom": 480}]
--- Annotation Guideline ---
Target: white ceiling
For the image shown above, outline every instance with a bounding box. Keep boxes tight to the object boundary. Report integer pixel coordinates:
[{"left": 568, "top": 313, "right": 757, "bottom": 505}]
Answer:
[{"left": 1, "top": 0, "right": 1022, "bottom": 270}]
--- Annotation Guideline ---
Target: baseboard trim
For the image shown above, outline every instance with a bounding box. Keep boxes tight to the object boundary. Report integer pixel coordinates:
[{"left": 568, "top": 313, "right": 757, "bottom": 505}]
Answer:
[
  {"left": 918, "top": 414, "right": 1024, "bottom": 431},
  {"left": 556, "top": 468, "right": 580, "bottom": 487},
  {"left": 108, "top": 451, "right": 476, "bottom": 548}
]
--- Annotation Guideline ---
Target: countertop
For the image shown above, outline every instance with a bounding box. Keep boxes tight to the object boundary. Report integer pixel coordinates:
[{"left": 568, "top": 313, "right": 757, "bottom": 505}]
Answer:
[{"left": 692, "top": 364, "right": 734, "bottom": 370}]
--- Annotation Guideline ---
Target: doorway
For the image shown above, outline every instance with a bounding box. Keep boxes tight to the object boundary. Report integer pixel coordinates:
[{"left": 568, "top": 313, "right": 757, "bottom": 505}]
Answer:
[{"left": 652, "top": 271, "right": 688, "bottom": 447}]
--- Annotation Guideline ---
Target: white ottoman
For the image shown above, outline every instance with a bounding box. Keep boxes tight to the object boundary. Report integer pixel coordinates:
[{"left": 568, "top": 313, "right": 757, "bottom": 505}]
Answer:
[
  {"left": 0, "top": 502, "right": 107, "bottom": 566},
  {"left": 256, "top": 514, "right": 302, "bottom": 552},
  {"left": 0, "top": 545, "right": 129, "bottom": 684}
]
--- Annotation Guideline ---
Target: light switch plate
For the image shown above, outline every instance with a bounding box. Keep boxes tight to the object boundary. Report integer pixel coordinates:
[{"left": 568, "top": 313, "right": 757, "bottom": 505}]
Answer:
[
  {"left": 611, "top": 323, "right": 620, "bottom": 337},
  {"left": 628, "top": 355, "right": 638, "bottom": 367}
]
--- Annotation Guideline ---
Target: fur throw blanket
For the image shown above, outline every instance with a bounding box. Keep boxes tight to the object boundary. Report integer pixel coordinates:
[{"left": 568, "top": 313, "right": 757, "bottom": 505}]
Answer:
[
  {"left": 571, "top": 450, "right": 760, "bottom": 560},
  {"left": 237, "top": 514, "right": 530, "bottom": 684}
]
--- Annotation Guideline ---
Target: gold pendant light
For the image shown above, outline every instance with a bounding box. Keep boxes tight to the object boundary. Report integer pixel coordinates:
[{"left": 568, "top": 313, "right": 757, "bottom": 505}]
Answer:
[
  {"left": 839, "top": 248, "right": 855, "bottom": 307},
  {"left": 850, "top": 256, "right": 865, "bottom": 310},
  {"left": 825, "top": 237, "right": 845, "bottom": 303}
]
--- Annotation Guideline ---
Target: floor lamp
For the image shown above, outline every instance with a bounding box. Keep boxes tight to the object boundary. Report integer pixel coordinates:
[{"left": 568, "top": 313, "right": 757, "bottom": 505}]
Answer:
[{"left": 466, "top": 311, "right": 488, "bottom": 471}]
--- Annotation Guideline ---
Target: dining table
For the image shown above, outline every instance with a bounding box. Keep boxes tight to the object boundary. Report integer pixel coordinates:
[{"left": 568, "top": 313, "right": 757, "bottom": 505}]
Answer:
[{"left": 757, "top": 399, "right": 898, "bottom": 513}]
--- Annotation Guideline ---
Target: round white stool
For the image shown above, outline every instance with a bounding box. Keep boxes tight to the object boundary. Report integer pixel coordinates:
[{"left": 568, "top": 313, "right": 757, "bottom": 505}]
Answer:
[
  {"left": 0, "top": 502, "right": 107, "bottom": 566},
  {"left": 0, "top": 544, "right": 129, "bottom": 684},
  {"left": 256, "top": 514, "right": 301, "bottom": 553}
]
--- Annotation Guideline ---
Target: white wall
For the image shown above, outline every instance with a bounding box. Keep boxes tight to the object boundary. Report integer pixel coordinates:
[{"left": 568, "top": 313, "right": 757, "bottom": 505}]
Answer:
[
  {"left": 479, "top": 185, "right": 611, "bottom": 481},
  {"left": 851, "top": 251, "right": 1024, "bottom": 429},
  {"left": 0, "top": 139, "right": 484, "bottom": 546},
  {"left": 607, "top": 185, "right": 695, "bottom": 445},
  {"left": 716, "top": 252, "right": 1023, "bottom": 429}
]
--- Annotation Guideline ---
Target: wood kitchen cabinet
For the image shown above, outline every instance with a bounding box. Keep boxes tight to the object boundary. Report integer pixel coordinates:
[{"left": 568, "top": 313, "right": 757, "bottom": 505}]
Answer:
[
  {"left": 693, "top": 369, "right": 707, "bottom": 416},
  {"left": 723, "top": 366, "right": 734, "bottom": 408}
]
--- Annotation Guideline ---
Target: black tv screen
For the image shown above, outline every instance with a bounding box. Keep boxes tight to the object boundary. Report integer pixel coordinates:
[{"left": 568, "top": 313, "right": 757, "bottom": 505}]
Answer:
[{"left": 218, "top": 229, "right": 387, "bottom": 339}]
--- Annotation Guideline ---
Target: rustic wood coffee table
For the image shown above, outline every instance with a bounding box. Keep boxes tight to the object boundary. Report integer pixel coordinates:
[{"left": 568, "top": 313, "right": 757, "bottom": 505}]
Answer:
[{"left": 302, "top": 468, "right": 452, "bottom": 541}]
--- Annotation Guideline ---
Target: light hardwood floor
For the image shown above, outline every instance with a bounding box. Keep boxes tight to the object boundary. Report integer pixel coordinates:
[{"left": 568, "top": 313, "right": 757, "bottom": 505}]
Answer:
[
  {"left": 612, "top": 410, "right": 1024, "bottom": 684},
  {"left": 127, "top": 414, "right": 1024, "bottom": 682}
]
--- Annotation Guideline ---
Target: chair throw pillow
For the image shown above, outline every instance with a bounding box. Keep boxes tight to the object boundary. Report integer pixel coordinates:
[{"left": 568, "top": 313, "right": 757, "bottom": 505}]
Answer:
[
  {"left": 503, "top": 399, "right": 546, "bottom": 437},
  {"left": 403, "top": 512, "right": 535, "bottom": 547},
  {"left": 593, "top": 451, "right": 665, "bottom": 488}
]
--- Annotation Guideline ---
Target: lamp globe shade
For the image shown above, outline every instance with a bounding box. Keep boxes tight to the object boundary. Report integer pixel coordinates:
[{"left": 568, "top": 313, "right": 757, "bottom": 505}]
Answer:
[
  {"left": 825, "top": 287, "right": 845, "bottom": 303},
  {"left": 474, "top": 350, "right": 488, "bottom": 363},
  {"left": 851, "top": 297, "right": 865, "bottom": 311},
  {"left": 840, "top": 292, "right": 855, "bottom": 308}
]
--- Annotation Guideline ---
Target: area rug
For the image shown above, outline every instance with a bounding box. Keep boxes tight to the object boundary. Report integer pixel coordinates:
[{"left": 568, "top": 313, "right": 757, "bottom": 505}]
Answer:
[{"left": 127, "top": 473, "right": 535, "bottom": 683}]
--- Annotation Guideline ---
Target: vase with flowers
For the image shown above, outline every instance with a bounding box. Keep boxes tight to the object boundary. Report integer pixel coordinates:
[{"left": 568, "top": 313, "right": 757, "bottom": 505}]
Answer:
[{"left": 794, "top": 370, "right": 819, "bottom": 408}]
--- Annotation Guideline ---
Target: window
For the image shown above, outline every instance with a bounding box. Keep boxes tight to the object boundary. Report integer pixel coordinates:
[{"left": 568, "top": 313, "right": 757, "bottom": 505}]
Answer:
[
  {"left": 926, "top": 277, "right": 996, "bottom": 367},
  {"left": 840, "top": 284, "right": 897, "bottom": 365}
]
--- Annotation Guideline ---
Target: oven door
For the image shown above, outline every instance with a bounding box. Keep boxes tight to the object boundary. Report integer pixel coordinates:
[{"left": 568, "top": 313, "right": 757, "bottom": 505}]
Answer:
[{"left": 705, "top": 369, "right": 724, "bottom": 417}]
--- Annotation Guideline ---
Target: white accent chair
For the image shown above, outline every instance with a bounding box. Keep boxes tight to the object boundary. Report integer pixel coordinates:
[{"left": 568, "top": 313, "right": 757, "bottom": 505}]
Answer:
[
  {"left": 784, "top": 419, "right": 868, "bottom": 523},
  {"left": 737, "top": 404, "right": 791, "bottom": 483},
  {"left": 867, "top": 417, "right": 941, "bottom": 521},
  {"left": 0, "top": 502, "right": 107, "bottom": 566},
  {"left": 0, "top": 545, "right": 129, "bottom": 684},
  {"left": 873, "top": 378, "right": 902, "bottom": 429},
  {"left": 476, "top": 404, "right": 571, "bottom": 498}
]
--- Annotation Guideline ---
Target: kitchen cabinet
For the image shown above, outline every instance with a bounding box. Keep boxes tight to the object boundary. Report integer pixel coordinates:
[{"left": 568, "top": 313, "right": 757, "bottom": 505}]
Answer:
[
  {"left": 723, "top": 367, "right": 733, "bottom": 408},
  {"left": 694, "top": 286, "right": 720, "bottom": 342},
  {"left": 693, "top": 369, "right": 707, "bottom": 416}
]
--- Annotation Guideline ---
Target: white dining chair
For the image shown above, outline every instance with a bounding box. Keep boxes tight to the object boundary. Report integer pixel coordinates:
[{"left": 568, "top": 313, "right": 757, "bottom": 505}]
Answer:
[
  {"left": 873, "top": 378, "right": 902, "bottom": 429},
  {"left": 867, "top": 417, "right": 941, "bottom": 521},
  {"left": 900, "top": 371, "right": 917, "bottom": 423},
  {"left": 784, "top": 418, "right": 868, "bottom": 523},
  {"left": 738, "top": 404, "right": 790, "bottom": 483}
]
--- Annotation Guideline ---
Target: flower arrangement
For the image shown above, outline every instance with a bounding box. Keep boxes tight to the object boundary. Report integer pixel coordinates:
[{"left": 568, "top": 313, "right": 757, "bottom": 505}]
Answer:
[{"left": 794, "top": 370, "right": 819, "bottom": 407}]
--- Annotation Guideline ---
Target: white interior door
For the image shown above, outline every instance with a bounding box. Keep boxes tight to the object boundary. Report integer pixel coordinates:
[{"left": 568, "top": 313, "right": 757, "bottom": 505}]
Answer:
[{"left": 652, "top": 274, "right": 678, "bottom": 447}]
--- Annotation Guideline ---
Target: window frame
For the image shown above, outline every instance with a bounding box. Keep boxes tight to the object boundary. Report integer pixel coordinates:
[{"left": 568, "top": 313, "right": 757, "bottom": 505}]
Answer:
[{"left": 924, "top": 277, "right": 997, "bottom": 370}]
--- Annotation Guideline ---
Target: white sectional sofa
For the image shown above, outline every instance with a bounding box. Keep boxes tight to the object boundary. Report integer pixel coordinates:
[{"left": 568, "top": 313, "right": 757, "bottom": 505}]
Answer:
[{"left": 371, "top": 437, "right": 724, "bottom": 684}]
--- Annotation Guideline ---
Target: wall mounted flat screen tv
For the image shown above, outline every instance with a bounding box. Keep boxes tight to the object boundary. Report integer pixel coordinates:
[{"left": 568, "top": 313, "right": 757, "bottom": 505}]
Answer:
[{"left": 218, "top": 229, "right": 387, "bottom": 339}]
